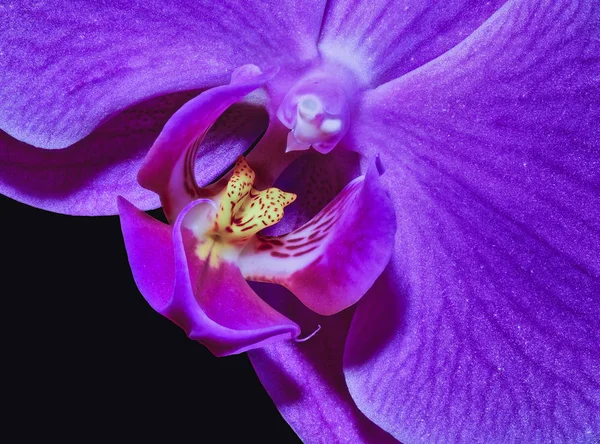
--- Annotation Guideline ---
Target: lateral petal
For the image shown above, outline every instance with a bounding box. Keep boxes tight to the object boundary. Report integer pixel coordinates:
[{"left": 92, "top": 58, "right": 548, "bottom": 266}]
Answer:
[
  {"left": 344, "top": 1, "right": 600, "bottom": 441},
  {"left": 319, "top": 0, "right": 505, "bottom": 85}
]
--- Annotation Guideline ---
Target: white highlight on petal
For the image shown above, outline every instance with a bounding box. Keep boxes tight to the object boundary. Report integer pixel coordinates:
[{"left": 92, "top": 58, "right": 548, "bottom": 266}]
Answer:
[
  {"left": 320, "top": 118, "right": 342, "bottom": 134},
  {"left": 181, "top": 198, "right": 218, "bottom": 236},
  {"left": 285, "top": 131, "right": 311, "bottom": 153}
]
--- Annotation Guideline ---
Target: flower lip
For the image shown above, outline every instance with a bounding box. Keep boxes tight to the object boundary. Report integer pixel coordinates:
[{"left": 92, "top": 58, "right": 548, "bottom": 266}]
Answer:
[
  {"left": 186, "top": 156, "right": 298, "bottom": 268},
  {"left": 120, "top": 153, "right": 396, "bottom": 354},
  {"left": 119, "top": 64, "right": 397, "bottom": 356}
]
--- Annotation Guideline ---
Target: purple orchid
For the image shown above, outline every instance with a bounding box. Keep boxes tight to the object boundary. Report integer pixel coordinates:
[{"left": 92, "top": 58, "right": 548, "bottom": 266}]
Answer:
[{"left": 1, "top": 0, "right": 599, "bottom": 443}]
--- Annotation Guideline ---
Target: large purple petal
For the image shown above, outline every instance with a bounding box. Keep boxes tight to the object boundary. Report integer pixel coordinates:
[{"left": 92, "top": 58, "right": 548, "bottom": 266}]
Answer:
[
  {"left": 1, "top": 0, "right": 325, "bottom": 148},
  {"left": 318, "top": 0, "right": 506, "bottom": 85},
  {"left": 0, "top": 92, "right": 198, "bottom": 215},
  {"left": 345, "top": 1, "right": 600, "bottom": 442},
  {"left": 248, "top": 282, "right": 398, "bottom": 443}
]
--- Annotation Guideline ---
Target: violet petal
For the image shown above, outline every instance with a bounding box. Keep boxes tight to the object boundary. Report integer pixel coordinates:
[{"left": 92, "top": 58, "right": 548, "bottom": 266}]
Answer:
[
  {"left": 318, "top": 0, "right": 505, "bottom": 85},
  {"left": 1, "top": 0, "right": 324, "bottom": 148},
  {"left": 344, "top": 2, "right": 600, "bottom": 442},
  {"left": 248, "top": 282, "right": 399, "bottom": 443},
  {"left": 0, "top": 92, "right": 200, "bottom": 215}
]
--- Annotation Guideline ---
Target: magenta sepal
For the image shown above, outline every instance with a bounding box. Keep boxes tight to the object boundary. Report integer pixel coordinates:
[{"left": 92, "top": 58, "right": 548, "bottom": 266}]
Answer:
[{"left": 119, "top": 158, "right": 396, "bottom": 353}]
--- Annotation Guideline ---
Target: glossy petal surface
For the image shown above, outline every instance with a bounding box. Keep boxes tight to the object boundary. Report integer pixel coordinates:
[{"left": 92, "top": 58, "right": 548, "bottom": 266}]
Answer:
[
  {"left": 239, "top": 164, "right": 396, "bottom": 316},
  {"left": 318, "top": 0, "right": 506, "bottom": 85},
  {"left": 345, "top": 1, "right": 600, "bottom": 442},
  {"left": 249, "top": 283, "right": 398, "bottom": 444},
  {"left": 1, "top": 0, "right": 324, "bottom": 148}
]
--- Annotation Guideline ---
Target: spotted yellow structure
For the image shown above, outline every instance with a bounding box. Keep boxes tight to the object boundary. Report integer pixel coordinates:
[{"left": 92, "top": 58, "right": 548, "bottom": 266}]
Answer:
[
  {"left": 213, "top": 157, "right": 296, "bottom": 242},
  {"left": 196, "top": 157, "right": 297, "bottom": 266}
]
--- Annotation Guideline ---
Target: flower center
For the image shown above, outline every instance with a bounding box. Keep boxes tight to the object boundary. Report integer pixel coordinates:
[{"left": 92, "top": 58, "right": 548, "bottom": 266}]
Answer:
[
  {"left": 192, "top": 157, "right": 296, "bottom": 266},
  {"left": 276, "top": 73, "right": 350, "bottom": 154},
  {"left": 213, "top": 157, "right": 296, "bottom": 242}
]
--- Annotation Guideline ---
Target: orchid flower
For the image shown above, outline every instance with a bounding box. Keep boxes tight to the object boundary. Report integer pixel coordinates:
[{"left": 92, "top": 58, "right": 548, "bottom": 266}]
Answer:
[
  {"left": 119, "top": 66, "right": 395, "bottom": 355},
  {"left": 1, "top": 1, "right": 599, "bottom": 443}
]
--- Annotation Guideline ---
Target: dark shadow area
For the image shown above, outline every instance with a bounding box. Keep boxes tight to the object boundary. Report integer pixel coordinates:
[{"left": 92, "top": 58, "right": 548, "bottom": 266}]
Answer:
[
  {"left": 343, "top": 261, "right": 409, "bottom": 368},
  {"left": 194, "top": 102, "right": 269, "bottom": 187}
]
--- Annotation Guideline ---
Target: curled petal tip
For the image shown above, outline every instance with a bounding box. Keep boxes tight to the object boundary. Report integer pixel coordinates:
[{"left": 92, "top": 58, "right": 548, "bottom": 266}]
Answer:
[
  {"left": 294, "top": 324, "right": 322, "bottom": 343},
  {"left": 231, "top": 64, "right": 280, "bottom": 84}
]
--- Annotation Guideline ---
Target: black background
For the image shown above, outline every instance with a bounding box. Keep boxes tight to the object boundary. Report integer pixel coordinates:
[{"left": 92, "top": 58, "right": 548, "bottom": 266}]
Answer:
[{"left": 3, "top": 194, "right": 301, "bottom": 442}]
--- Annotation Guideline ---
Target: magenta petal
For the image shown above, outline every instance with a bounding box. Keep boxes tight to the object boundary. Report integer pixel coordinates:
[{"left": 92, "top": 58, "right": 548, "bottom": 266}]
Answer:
[
  {"left": 118, "top": 197, "right": 174, "bottom": 311},
  {"left": 318, "top": 0, "right": 505, "bottom": 85},
  {"left": 345, "top": 2, "right": 600, "bottom": 442},
  {"left": 1, "top": 0, "right": 324, "bottom": 148},
  {"left": 120, "top": 197, "right": 300, "bottom": 357},
  {"left": 248, "top": 283, "right": 398, "bottom": 443},
  {"left": 239, "top": 164, "right": 396, "bottom": 315},
  {"left": 138, "top": 66, "right": 277, "bottom": 221}
]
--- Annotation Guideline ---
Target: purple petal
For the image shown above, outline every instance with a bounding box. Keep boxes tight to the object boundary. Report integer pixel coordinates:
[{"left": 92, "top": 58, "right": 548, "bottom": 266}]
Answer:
[
  {"left": 0, "top": 91, "right": 268, "bottom": 215},
  {"left": 318, "top": 0, "right": 505, "bottom": 85},
  {"left": 345, "top": 2, "right": 600, "bottom": 442},
  {"left": 138, "top": 65, "right": 276, "bottom": 221},
  {"left": 239, "top": 163, "right": 396, "bottom": 316},
  {"left": 248, "top": 282, "right": 398, "bottom": 443},
  {"left": 0, "top": 91, "right": 200, "bottom": 215},
  {"left": 119, "top": 197, "right": 300, "bottom": 356},
  {"left": 1, "top": 0, "right": 324, "bottom": 148}
]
